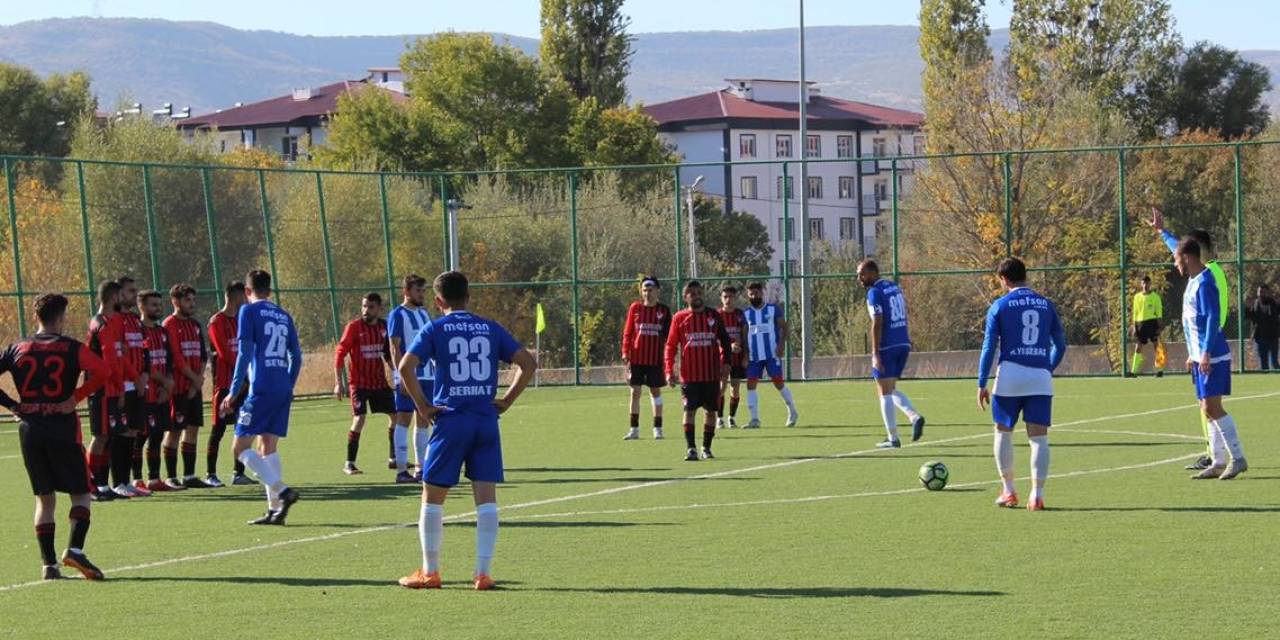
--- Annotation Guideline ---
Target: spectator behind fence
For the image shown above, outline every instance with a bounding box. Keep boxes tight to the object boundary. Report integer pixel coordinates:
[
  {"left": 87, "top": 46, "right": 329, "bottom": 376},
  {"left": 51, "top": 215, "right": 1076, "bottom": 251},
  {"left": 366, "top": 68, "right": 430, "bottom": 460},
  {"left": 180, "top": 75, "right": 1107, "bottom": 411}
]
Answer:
[{"left": 1245, "top": 284, "right": 1280, "bottom": 371}]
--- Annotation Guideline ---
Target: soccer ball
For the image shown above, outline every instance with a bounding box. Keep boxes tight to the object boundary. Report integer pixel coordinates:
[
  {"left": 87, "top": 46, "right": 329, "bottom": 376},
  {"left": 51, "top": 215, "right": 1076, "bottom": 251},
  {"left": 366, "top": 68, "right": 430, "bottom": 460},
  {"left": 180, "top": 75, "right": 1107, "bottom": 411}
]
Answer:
[{"left": 918, "top": 461, "right": 949, "bottom": 491}]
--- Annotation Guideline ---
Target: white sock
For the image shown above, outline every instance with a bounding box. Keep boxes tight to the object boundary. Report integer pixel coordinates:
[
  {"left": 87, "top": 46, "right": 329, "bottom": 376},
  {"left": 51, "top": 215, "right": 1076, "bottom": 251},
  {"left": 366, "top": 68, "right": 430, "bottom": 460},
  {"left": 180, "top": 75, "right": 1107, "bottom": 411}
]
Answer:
[
  {"left": 1029, "top": 435, "right": 1049, "bottom": 501},
  {"left": 415, "top": 427, "right": 430, "bottom": 469},
  {"left": 994, "top": 430, "right": 1014, "bottom": 494},
  {"left": 747, "top": 389, "right": 759, "bottom": 420},
  {"left": 474, "top": 502, "right": 499, "bottom": 576},
  {"left": 264, "top": 452, "right": 284, "bottom": 510},
  {"left": 238, "top": 449, "right": 285, "bottom": 493},
  {"left": 421, "top": 503, "right": 443, "bottom": 574},
  {"left": 394, "top": 423, "right": 409, "bottom": 472},
  {"left": 879, "top": 394, "right": 899, "bottom": 440},
  {"left": 1207, "top": 421, "right": 1228, "bottom": 466},
  {"left": 891, "top": 390, "right": 920, "bottom": 421},
  {"left": 1213, "top": 416, "right": 1245, "bottom": 461},
  {"left": 779, "top": 386, "right": 796, "bottom": 412}
]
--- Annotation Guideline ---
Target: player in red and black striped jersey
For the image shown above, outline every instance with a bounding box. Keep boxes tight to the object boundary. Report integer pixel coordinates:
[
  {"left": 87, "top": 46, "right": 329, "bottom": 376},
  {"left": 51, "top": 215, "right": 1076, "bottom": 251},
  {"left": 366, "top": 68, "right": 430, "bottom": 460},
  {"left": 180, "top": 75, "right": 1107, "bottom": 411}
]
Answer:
[
  {"left": 86, "top": 280, "right": 140, "bottom": 501},
  {"left": 138, "top": 290, "right": 181, "bottom": 492},
  {"left": 716, "top": 286, "right": 750, "bottom": 430},
  {"left": 117, "top": 277, "right": 153, "bottom": 497},
  {"left": 620, "top": 276, "right": 672, "bottom": 440},
  {"left": 163, "top": 283, "right": 211, "bottom": 489},
  {"left": 664, "top": 280, "right": 732, "bottom": 461},
  {"left": 1, "top": 293, "right": 111, "bottom": 580},
  {"left": 334, "top": 292, "right": 396, "bottom": 475},
  {"left": 208, "top": 280, "right": 248, "bottom": 486}
]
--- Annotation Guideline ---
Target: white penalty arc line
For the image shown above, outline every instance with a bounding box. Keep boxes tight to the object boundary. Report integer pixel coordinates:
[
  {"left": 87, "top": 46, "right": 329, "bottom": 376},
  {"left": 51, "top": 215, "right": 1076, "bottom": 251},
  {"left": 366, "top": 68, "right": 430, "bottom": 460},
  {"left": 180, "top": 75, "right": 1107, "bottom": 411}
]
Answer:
[{"left": 0, "top": 392, "right": 1273, "bottom": 593}]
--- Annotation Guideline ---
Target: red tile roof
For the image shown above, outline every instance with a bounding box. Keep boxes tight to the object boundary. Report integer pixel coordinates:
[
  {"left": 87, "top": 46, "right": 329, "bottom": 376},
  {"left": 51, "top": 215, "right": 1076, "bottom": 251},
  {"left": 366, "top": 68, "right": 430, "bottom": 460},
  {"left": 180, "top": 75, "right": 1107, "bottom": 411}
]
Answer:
[
  {"left": 644, "top": 90, "right": 923, "bottom": 129},
  {"left": 179, "top": 80, "right": 405, "bottom": 130}
]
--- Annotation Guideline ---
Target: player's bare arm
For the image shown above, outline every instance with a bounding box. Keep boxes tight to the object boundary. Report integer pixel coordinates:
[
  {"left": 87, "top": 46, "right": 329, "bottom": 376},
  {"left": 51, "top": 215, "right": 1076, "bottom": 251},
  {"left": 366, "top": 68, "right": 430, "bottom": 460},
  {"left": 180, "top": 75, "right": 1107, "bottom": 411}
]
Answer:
[{"left": 494, "top": 347, "right": 537, "bottom": 414}]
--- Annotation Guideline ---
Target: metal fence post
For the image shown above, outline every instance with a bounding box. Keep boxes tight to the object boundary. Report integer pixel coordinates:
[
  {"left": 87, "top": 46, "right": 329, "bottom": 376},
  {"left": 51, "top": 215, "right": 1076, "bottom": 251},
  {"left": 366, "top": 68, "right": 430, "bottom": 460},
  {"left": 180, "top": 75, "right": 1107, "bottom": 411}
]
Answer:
[
  {"left": 1117, "top": 150, "right": 1129, "bottom": 376},
  {"left": 782, "top": 161, "right": 792, "bottom": 380},
  {"left": 313, "top": 172, "right": 342, "bottom": 343},
  {"left": 75, "top": 161, "right": 96, "bottom": 308},
  {"left": 569, "top": 172, "right": 581, "bottom": 385},
  {"left": 673, "top": 168, "right": 683, "bottom": 290},
  {"left": 1233, "top": 143, "right": 1246, "bottom": 373},
  {"left": 378, "top": 173, "right": 395, "bottom": 301},
  {"left": 1002, "top": 153, "right": 1013, "bottom": 256},
  {"left": 200, "top": 168, "right": 225, "bottom": 307},
  {"left": 891, "top": 158, "right": 900, "bottom": 281},
  {"left": 140, "top": 165, "right": 162, "bottom": 288},
  {"left": 3, "top": 158, "right": 26, "bottom": 333},
  {"left": 256, "top": 169, "right": 281, "bottom": 305},
  {"left": 439, "top": 175, "right": 450, "bottom": 268}
]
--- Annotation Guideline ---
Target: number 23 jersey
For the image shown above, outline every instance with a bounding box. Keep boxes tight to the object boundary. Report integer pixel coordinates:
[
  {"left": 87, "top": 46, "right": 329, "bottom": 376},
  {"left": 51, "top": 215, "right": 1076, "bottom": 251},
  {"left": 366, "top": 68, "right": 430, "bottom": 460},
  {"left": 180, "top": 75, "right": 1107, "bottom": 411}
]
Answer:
[{"left": 406, "top": 311, "right": 521, "bottom": 416}]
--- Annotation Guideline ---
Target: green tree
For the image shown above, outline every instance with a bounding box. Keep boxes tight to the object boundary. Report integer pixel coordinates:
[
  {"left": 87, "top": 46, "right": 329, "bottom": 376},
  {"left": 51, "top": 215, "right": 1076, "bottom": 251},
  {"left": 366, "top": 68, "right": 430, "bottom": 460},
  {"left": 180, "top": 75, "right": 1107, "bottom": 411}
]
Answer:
[
  {"left": 316, "top": 87, "right": 448, "bottom": 172},
  {"left": 0, "top": 63, "right": 94, "bottom": 158},
  {"left": 540, "top": 0, "right": 633, "bottom": 109},
  {"left": 1149, "top": 42, "right": 1272, "bottom": 139}
]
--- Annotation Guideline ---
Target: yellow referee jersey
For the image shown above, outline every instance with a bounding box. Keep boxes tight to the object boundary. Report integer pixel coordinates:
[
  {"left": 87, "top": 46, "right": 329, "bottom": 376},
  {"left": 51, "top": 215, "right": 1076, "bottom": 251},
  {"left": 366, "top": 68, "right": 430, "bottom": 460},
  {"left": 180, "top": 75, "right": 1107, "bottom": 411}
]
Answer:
[{"left": 1132, "top": 291, "right": 1162, "bottom": 323}]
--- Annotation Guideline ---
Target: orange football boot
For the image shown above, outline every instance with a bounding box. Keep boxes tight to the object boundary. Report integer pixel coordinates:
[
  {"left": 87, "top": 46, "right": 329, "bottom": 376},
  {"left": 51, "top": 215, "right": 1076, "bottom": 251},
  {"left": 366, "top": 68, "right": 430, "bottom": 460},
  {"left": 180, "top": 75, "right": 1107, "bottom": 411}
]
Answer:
[
  {"left": 1027, "top": 497, "right": 1046, "bottom": 511},
  {"left": 474, "top": 574, "right": 496, "bottom": 591},
  {"left": 398, "top": 568, "right": 442, "bottom": 589},
  {"left": 995, "top": 491, "right": 1019, "bottom": 508}
]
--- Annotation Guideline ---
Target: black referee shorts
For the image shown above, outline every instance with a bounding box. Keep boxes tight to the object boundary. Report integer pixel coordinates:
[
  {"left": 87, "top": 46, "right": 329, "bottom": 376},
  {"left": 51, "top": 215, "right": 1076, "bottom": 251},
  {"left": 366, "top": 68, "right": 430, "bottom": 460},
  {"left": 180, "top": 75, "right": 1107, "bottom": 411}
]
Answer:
[{"left": 1135, "top": 319, "right": 1160, "bottom": 345}]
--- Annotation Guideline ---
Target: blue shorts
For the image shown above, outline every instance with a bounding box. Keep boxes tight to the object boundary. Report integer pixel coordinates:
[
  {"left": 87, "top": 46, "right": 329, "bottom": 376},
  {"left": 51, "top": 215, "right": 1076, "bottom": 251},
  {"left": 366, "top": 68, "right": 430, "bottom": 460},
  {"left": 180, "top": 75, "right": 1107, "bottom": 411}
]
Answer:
[
  {"left": 746, "top": 358, "right": 783, "bottom": 381},
  {"left": 1192, "top": 361, "right": 1231, "bottom": 399},
  {"left": 992, "top": 394, "right": 1052, "bottom": 429},
  {"left": 234, "top": 394, "right": 291, "bottom": 438},
  {"left": 394, "top": 378, "right": 435, "bottom": 413},
  {"left": 872, "top": 345, "right": 911, "bottom": 380},
  {"left": 423, "top": 411, "right": 504, "bottom": 488}
]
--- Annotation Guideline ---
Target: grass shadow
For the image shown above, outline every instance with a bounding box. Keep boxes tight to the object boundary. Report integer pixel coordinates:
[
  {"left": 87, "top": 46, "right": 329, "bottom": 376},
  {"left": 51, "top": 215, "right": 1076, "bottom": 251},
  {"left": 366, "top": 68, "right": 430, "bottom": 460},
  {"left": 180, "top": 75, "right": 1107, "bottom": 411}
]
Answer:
[{"left": 526, "top": 585, "right": 1004, "bottom": 598}]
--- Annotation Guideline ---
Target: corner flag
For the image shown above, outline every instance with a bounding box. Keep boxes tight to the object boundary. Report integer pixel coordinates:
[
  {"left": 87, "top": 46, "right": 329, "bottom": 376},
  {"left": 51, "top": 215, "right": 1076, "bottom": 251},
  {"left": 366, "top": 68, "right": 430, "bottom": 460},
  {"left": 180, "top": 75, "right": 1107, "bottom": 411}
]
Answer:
[{"left": 535, "top": 303, "right": 546, "bottom": 334}]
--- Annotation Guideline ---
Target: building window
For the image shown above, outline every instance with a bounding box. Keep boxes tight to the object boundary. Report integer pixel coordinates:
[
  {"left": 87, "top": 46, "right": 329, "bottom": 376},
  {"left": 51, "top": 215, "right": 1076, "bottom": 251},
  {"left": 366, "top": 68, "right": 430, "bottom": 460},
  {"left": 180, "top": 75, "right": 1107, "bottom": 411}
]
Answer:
[
  {"left": 874, "top": 180, "right": 889, "bottom": 201},
  {"left": 781, "top": 259, "right": 799, "bottom": 275},
  {"left": 809, "top": 217, "right": 825, "bottom": 240},
  {"left": 838, "top": 176, "right": 856, "bottom": 199},
  {"left": 872, "top": 137, "right": 887, "bottom": 157},
  {"left": 840, "top": 217, "right": 858, "bottom": 240},
  {"left": 740, "top": 176, "right": 758, "bottom": 199},
  {"left": 739, "top": 134, "right": 757, "bottom": 158},
  {"left": 913, "top": 135, "right": 926, "bottom": 154},
  {"left": 776, "top": 176, "right": 794, "bottom": 199},
  {"left": 777, "top": 217, "right": 795, "bottom": 241},
  {"left": 806, "top": 134, "right": 821, "bottom": 158},
  {"left": 281, "top": 136, "right": 299, "bottom": 161},
  {"left": 806, "top": 176, "right": 823, "bottom": 199},
  {"left": 776, "top": 134, "right": 793, "bottom": 158},
  {"left": 837, "top": 135, "right": 853, "bottom": 158}
]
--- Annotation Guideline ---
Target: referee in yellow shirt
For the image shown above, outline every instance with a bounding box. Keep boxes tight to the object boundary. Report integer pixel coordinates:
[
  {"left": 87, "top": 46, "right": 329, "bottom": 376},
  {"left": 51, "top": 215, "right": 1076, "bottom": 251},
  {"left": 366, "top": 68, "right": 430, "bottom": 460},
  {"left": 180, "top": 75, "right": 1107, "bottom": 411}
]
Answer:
[{"left": 1130, "top": 276, "right": 1164, "bottom": 377}]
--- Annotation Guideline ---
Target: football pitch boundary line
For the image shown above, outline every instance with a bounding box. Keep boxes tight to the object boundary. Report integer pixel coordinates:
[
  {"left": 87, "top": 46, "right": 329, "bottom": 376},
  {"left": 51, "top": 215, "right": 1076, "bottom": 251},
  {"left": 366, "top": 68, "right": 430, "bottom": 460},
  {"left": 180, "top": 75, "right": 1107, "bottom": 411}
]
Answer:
[{"left": 0, "top": 391, "right": 1274, "bottom": 594}]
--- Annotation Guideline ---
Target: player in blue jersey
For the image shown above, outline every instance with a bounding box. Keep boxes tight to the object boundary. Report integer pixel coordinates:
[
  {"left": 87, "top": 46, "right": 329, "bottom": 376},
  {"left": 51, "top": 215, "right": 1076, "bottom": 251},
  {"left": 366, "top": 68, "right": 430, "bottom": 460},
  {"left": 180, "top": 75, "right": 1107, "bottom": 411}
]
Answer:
[
  {"left": 741, "top": 282, "right": 799, "bottom": 428},
  {"left": 1176, "top": 238, "right": 1248, "bottom": 480},
  {"left": 857, "top": 260, "right": 926, "bottom": 448},
  {"left": 223, "top": 270, "right": 303, "bottom": 525},
  {"left": 396, "top": 271, "right": 537, "bottom": 591},
  {"left": 977, "top": 258, "right": 1066, "bottom": 512},
  {"left": 387, "top": 274, "right": 435, "bottom": 483}
]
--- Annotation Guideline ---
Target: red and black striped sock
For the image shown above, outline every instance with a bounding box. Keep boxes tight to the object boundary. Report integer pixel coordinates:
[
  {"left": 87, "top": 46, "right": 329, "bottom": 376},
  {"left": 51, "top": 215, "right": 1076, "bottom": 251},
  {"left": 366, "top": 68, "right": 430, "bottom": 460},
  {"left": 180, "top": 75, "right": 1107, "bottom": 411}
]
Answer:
[
  {"left": 110, "top": 436, "right": 134, "bottom": 487},
  {"left": 207, "top": 423, "right": 227, "bottom": 476},
  {"left": 180, "top": 441, "right": 197, "bottom": 478},
  {"left": 146, "top": 431, "right": 163, "bottom": 480},
  {"left": 163, "top": 446, "right": 178, "bottom": 479},
  {"left": 69, "top": 506, "right": 91, "bottom": 550},
  {"left": 729, "top": 397, "right": 740, "bottom": 417},
  {"left": 347, "top": 430, "right": 362, "bottom": 464},
  {"left": 131, "top": 436, "right": 146, "bottom": 480},
  {"left": 629, "top": 413, "right": 640, "bottom": 428},
  {"left": 88, "top": 453, "right": 109, "bottom": 488},
  {"left": 35, "top": 523, "right": 56, "bottom": 566},
  {"left": 683, "top": 422, "right": 696, "bottom": 449},
  {"left": 702, "top": 421, "right": 716, "bottom": 450}
]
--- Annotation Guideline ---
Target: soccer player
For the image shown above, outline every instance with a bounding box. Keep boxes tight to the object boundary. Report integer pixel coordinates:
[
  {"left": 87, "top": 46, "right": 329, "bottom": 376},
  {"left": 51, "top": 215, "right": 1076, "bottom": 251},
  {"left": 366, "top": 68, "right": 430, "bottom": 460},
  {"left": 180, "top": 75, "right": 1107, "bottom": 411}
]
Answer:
[
  {"left": 665, "top": 280, "right": 733, "bottom": 461},
  {"left": 86, "top": 280, "right": 137, "bottom": 501},
  {"left": 1176, "top": 238, "right": 1248, "bottom": 480},
  {"left": 388, "top": 274, "right": 435, "bottom": 483},
  {"left": 117, "top": 276, "right": 152, "bottom": 497},
  {"left": 138, "top": 290, "right": 181, "bottom": 492},
  {"left": 396, "top": 271, "right": 536, "bottom": 591},
  {"left": 1, "top": 293, "right": 111, "bottom": 580},
  {"left": 977, "top": 258, "right": 1066, "bottom": 512},
  {"left": 621, "top": 276, "right": 671, "bottom": 440},
  {"left": 223, "top": 270, "right": 304, "bottom": 525},
  {"left": 335, "top": 292, "right": 396, "bottom": 475},
  {"left": 1129, "top": 276, "right": 1164, "bottom": 377},
  {"left": 716, "top": 285, "right": 748, "bottom": 430},
  {"left": 741, "top": 282, "right": 798, "bottom": 428},
  {"left": 209, "top": 280, "right": 250, "bottom": 486},
  {"left": 858, "top": 260, "right": 926, "bottom": 448},
  {"left": 1148, "top": 207, "right": 1228, "bottom": 471},
  {"left": 163, "top": 283, "right": 212, "bottom": 489}
]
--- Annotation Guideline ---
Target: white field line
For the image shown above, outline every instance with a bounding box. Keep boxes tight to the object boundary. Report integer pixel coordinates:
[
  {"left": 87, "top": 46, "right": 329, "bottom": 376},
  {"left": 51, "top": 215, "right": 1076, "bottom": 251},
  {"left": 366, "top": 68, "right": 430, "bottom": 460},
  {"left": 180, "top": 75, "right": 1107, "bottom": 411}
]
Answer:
[{"left": 0, "top": 392, "right": 1274, "bottom": 593}]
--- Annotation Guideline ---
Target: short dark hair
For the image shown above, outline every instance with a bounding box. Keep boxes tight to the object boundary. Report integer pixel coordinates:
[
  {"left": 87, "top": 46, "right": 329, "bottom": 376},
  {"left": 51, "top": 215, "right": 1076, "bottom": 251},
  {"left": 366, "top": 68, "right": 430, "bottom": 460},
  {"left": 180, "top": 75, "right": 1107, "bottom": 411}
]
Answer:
[
  {"left": 247, "top": 270, "right": 271, "bottom": 295},
  {"left": 363, "top": 292, "right": 383, "bottom": 305},
  {"left": 1141, "top": 275, "right": 1151, "bottom": 284},
  {"left": 684, "top": 280, "right": 703, "bottom": 293},
  {"left": 169, "top": 283, "right": 196, "bottom": 299},
  {"left": 34, "top": 293, "right": 68, "bottom": 326},
  {"left": 859, "top": 259, "right": 880, "bottom": 274},
  {"left": 225, "top": 280, "right": 246, "bottom": 295},
  {"left": 996, "top": 257, "right": 1027, "bottom": 283},
  {"left": 1176, "top": 237, "right": 1202, "bottom": 259},
  {"left": 640, "top": 276, "right": 660, "bottom": 289},
  {"left": 1187, "top": 229, "right": 1212, "bottom": 253},
  {"left": 721, "top": 285, "right": 738, "bottom": 295},
  {"left": 433, "top": 271, "right": 469, "bottom": 305},
  {"left": 98, "top": 280, "right": 122, "bottom": 304},
  {"left": 747, "top": 282, "right": 764, "bottom": 291},
  {"left": 138, "top": 289, "right": 162, "bottom": 304},
  {"left": 403, "top": 274, "right": 427, "bottom": 291},
  {"left": 116, "top": 275, "right": 136, "bottom": 287}
]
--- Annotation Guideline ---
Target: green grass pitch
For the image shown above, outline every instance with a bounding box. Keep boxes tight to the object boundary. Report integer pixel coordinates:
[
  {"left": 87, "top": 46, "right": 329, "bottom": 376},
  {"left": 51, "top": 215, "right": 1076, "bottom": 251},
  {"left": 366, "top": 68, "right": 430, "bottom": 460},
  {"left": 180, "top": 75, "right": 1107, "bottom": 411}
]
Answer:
[{"left": 1, "top": 376, "right": 1277, "bottom": 638}]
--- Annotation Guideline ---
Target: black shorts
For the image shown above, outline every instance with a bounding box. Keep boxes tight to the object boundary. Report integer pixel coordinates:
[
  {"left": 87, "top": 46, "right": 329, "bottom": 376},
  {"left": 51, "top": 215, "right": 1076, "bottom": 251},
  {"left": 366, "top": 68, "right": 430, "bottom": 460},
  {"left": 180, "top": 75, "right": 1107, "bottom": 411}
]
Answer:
[
  {"left": 20, "top": 428, "right": 91, "bottom": 495},
  {"left": 681, "top": 382, "right": 721, "bottom": 413},
  {"left": 88, "top": 395, "right": 124, "bottom": 437},
  {"left": 145, "top": 402, "right": 173, "bottom": 434},
  {"left": 171, "top": 391, "right": 204, "bottom": 429},
  {"left": 212, "top": 387, "right": 245, "bottom": 429},
  {"left": 628, "top": 364, "right": 665, "bottom": 388},
  {"left": 1135, "top": 319, "right": 1160, "bottom": 345},
  {"left": 123, "top": 389, "right": 144, "bottom": 434},
  {"left": 728, "top": 365, "right": 747, "bottom": 381},
  {"left": 351, "top": 388, "right": 396, "bottom": 416}
]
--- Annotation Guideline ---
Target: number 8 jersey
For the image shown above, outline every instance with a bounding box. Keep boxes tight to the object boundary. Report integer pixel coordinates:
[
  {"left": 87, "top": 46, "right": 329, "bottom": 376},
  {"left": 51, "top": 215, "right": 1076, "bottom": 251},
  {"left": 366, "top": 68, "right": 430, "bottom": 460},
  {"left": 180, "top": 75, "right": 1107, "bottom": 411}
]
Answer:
[
  {"left": 231, "top": 299, "right": 303, "bottom": 398},
  {"left": 406, "top": 311, "right": 522, "bottom": 415},
  {"left": 977, "top": 287, "right": 1067, "bottom": 396}
]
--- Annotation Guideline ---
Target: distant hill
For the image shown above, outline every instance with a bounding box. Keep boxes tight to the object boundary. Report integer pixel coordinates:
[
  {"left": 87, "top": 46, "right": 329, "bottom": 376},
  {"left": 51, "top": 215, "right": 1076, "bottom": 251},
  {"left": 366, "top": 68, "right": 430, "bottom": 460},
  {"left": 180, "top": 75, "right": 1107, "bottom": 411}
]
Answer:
[{"left": 0, "top": 18, "right": 1274, "bottom": 116}]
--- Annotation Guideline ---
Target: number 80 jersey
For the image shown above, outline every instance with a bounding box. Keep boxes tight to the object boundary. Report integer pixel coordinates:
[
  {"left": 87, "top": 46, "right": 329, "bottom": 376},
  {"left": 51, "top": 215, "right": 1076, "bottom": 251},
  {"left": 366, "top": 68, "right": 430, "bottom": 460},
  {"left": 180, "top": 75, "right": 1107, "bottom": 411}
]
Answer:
[{"left": 406, "top": 311, "right": 522, "bottom": 415}]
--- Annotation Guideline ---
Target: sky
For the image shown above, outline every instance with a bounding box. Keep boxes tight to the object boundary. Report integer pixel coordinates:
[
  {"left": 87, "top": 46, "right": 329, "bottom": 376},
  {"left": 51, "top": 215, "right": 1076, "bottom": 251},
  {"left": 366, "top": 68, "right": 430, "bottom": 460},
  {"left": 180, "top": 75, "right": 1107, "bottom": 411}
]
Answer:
[{"left": 2, "top": 0, "right": 1278, "bottom": 50}]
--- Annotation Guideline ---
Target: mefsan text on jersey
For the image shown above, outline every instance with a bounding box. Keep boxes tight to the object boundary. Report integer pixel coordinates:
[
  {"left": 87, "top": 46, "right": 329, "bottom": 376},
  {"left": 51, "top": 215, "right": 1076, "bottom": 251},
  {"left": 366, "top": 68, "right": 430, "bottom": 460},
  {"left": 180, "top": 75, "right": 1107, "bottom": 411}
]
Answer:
[
  {"left": 1005, "top": 296, "right": 1050, "bottom": 309},
  {"left": 443, "top": 322, "right": 492, "bottom": 333}
]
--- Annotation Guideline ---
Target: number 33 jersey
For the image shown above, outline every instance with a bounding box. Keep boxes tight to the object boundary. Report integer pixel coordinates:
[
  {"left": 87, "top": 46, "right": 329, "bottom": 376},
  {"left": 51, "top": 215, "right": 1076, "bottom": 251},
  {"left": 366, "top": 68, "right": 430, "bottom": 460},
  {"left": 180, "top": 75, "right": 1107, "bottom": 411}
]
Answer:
[
  {"left": 232, "top": 300, "right": 303, "bottom": 398},
  {"left": 978, "top": 287, "right": 1067, "bottom": 397},
  {"left": 406, "top": 311, "right": 522, "bottom": 416}
]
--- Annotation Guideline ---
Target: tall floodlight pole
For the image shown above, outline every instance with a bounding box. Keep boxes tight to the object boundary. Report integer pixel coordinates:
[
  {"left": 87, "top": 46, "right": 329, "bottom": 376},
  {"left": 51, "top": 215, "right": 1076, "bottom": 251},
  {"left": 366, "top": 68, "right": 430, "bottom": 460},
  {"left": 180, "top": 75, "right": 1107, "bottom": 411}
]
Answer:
[
  {"left": 686, "top": 175, "right": 705, "bottom": 278},
  {"left": 446, "top": 199, "right": 471, "bottom": 270},
  {"left": 798, "top": 0, "right": 813, "bottom": 380}
]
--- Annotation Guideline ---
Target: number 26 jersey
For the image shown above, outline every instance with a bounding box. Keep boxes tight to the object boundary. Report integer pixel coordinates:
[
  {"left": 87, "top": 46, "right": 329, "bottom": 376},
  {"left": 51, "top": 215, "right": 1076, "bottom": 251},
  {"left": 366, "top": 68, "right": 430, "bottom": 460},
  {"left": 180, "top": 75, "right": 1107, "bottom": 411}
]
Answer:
[
  {"left": 406, "top": 311, "right": 521, "bottom": 416},
  {"left": 232, "top": 300, "right": 303, "bottom": 398}
]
